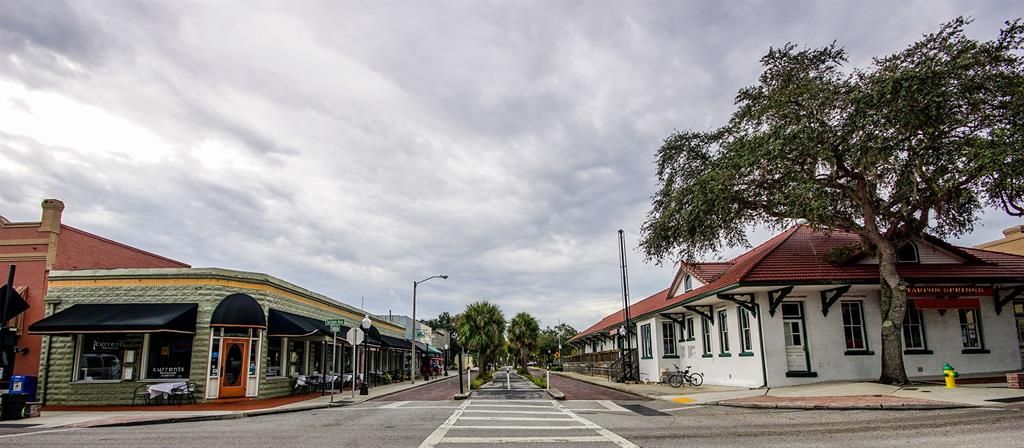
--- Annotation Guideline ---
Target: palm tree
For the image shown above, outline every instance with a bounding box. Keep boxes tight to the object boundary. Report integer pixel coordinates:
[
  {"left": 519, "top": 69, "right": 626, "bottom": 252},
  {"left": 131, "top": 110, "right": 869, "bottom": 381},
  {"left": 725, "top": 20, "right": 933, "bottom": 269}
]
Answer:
[
  {"left": 507, "top": 312, "right": 540, "bottom": 372},
  {"left": 455, "top": 301, "right": 506, "bottom": 375}
]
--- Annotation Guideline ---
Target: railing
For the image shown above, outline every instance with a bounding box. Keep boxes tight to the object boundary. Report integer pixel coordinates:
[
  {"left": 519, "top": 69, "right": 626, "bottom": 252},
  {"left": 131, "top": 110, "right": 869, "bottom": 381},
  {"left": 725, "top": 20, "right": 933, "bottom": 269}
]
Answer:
[
  {"left": 561, "top": 350, "right": 620, "bottom": 364},
  {"left": 609, "top": 349, "right": 638, "bottom": 383},
  {"left": 562, "top": 350, "right": 623, "bottom": 381}
]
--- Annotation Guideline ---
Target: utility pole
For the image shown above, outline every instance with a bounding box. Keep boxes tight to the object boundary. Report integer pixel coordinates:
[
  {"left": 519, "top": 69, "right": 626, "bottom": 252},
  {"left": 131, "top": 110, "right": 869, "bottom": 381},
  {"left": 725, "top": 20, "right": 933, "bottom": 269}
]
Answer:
[{"left": 618, "top": 230, "right": 634, "bottom": 382}]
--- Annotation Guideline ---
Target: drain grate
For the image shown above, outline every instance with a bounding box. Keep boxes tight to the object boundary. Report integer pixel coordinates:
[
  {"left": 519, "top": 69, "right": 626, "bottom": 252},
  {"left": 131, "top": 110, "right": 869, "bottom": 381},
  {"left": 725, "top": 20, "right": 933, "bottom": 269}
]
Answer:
[
  {"left": 987, "top": 396, "right": 1024, "bottom": 403},
  {"left": 0, "top": 424, "right": 39, "bottom": 429},
  {"left": 621, "top": 404, "right": 670, "bottom": 416}
]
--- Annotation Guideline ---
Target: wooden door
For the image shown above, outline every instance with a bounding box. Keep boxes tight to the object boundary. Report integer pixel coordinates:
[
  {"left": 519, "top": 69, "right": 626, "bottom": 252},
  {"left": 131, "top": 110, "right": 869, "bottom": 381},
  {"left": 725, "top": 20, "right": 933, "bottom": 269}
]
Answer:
[
  {"left": 219, "top": 338, "right": 249, "bottom": 398},
  {"left": 781, "top": 302, "right": 809, "bottom": 372}
]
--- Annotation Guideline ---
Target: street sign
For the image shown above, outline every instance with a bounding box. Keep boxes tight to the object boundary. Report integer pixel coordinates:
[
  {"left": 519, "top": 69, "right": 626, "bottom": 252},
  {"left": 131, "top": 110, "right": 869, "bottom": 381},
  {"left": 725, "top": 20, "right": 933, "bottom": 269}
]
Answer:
[
  {"left": 326, "top": 318, "right": 345, "bottom": 333},
  {"left": 346, "top": 327, "right": 364, "bottom": 345}
]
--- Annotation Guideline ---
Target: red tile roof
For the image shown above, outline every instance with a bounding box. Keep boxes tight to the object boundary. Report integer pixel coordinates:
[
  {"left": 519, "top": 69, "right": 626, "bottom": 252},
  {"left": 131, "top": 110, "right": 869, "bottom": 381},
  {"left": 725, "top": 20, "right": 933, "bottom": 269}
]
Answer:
[{"left": 571, "top": 226, "right": 1024, "bottom": 342}]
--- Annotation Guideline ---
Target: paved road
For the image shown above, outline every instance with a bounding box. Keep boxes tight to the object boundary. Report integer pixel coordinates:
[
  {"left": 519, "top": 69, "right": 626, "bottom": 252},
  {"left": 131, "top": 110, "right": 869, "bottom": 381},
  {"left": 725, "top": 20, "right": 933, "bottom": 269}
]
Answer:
[
  {"left": 4, "top": 370, "right": 1022, "bottom": 447},
  {"left": 374, "top": 373, "right": 476, "bottom": 401},
  {"left": 3, "top": 400, "right": 1022, "bottom": 447}
]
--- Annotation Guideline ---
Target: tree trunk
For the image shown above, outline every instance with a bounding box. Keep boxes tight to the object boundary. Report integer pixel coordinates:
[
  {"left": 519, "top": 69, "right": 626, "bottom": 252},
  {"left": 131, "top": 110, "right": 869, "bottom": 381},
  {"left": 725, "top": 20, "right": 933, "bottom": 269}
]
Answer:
[{"left": 876, "top": 242, "right": 910, "bottom": 385}]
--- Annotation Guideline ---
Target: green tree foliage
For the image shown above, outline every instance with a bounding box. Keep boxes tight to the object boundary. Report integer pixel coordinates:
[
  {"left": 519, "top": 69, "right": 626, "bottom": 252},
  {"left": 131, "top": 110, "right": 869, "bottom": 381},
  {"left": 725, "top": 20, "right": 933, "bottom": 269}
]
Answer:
[
  {"left": 538, "top": 323, "right": 577, "bottom": 366},
  {"left": 508, "top": 312, "right": 541, "bottom": 371},
  {"left": 425, "top": 311, "right": 458, "bottom": 352},
  {"left": 455, "top": 301, "right": 506, "bottom": 375},
  {"left": 640, "top": 18, "right": 1024, "bottom": 384}
]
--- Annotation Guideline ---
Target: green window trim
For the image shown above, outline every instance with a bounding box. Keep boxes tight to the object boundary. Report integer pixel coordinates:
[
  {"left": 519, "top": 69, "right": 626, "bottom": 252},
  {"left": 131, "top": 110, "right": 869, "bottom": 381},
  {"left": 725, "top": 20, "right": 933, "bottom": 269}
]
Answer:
[
  {"left": 701, "top": 354, "right": 714, "bottom": 358},
  {"left": 718, "top": 353, "right": 732, "bottom": 357},
  {"left": 961, "top": 348, "right": 991, "bottom": 354},
  {"left": 640, "top": 356, "right": 654, "bottom": 360},
  {"left": 738, "top": 351, "right": 755, "bottom": 357},
  {"left": 785, "top": 371, "right": 818, "bottom": 378},
  {"left": 903, "top": 349, "right": 933, "bottom": 355},
  {"left": 661, "top": 355, "right": 680, "bottom": 359},
  {"left": 843, "top": 350, "right": 875, "bottom": 356}
]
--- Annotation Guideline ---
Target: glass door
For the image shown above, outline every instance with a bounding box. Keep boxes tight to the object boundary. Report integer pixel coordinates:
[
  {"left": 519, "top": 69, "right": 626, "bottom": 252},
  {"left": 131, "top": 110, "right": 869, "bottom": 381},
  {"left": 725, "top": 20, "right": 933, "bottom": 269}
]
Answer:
[{"left": 219, "top": 338, "right": 249, "bottom": 398}]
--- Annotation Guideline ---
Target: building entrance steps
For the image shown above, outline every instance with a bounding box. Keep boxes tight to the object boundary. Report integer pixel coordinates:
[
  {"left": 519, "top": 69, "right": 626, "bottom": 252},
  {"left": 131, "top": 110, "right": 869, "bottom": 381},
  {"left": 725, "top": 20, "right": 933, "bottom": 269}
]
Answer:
[
  {"left": 18, "top": 372, "right": 460, "bottom": 429},
  {"left": 551, "top": 371, "right": 1024, "bottom": 409}
]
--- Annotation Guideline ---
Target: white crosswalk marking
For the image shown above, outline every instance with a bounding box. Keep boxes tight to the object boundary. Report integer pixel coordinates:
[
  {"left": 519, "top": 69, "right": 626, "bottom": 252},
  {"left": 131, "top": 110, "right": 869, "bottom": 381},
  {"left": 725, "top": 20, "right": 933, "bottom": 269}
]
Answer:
[{"left": 418, "top": 399, "right": 638, "bottom": 448}]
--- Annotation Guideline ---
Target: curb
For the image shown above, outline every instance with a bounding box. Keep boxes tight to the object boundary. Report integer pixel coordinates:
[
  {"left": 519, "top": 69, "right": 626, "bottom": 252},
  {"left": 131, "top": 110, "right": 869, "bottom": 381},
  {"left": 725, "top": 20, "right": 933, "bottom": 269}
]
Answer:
[
  {"left": 79, "top": 376, "right": 458, "bottom": 428},
  {"left": 546, "top": 389, "right": 566, "bottom": 400},
  {"left": 547, "top": 371, "right": 654, "bottom": 400},
  {"left": 713, "top": 401, "right": 973, "bottom": 411}
]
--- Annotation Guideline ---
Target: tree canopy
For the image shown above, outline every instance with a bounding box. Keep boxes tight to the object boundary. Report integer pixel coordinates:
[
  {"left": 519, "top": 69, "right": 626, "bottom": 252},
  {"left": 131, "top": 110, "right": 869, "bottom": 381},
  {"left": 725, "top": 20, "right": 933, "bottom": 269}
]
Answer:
[
  {"left": 640, "top": 18, "right": 1024, "bottom": 384},
  {"left": 455, "top": 301, "right": 506, "bottom": 374},
  {"left": 508, "top": 312, "right": 541, "bottom": 372}
]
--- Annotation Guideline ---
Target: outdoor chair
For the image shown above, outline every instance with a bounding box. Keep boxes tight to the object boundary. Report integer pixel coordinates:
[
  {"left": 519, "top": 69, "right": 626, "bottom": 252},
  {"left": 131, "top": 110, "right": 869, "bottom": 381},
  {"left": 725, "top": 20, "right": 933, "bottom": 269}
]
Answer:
[
  {"left": 132, "top": 383, "right": 151, "bottom": 406},
  {"left": 171, "top": 381, "right": 198, "bottom": 405}
]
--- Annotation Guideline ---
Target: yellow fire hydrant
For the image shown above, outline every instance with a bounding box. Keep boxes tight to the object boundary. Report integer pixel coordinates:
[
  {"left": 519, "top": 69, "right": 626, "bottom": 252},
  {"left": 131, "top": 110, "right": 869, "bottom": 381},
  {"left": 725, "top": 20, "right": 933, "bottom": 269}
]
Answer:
[{"left": 943, "top": 363, "right": 959, "bottom": 388}]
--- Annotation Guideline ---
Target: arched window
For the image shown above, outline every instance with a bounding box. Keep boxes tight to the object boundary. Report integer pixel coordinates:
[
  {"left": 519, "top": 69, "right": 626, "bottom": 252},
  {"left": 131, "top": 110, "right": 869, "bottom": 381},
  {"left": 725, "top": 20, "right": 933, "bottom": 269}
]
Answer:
[
  {"left": 684, "top": 275, "right": 693, "bottom": 292},
  {"left": 896, "top": 242, "right": 919, "bottom": 263}
]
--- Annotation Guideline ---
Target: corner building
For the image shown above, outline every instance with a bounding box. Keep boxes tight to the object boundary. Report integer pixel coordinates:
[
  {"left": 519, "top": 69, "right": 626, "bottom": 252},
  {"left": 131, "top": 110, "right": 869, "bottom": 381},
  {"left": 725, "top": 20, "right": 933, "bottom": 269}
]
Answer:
[{"left": 569, "top": 225, "right": 1024, "bottom": 387}]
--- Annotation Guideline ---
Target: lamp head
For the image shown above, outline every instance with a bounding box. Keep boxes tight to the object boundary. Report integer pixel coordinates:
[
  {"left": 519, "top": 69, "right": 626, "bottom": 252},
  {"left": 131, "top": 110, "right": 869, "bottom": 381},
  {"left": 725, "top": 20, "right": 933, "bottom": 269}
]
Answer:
[
  {"left": 795, "top": 218, "right": 809, "bottom": 225},
  {"left": 361, "top": 315, "right": 372, "bottom": 330},
  {"left": 440, "top": 275, "right": 448, "bottom": 280}
]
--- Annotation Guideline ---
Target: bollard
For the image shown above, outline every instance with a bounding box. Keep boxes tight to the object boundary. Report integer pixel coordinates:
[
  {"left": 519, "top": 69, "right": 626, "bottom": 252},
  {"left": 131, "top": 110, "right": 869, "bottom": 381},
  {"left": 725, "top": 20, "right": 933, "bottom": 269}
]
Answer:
[
  {"left": 943, "top": 363, "right": 959, "bottom": 388},
  {"left": 546, "top": 369, "right": 550, "bottom": 390}
]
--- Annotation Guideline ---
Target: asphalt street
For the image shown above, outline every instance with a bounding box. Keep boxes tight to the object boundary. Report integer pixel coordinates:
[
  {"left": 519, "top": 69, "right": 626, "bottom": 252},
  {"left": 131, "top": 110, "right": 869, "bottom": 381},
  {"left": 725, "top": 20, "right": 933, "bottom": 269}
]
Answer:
[{"left": 2, "top": 371, "right": 1022, "bottom": 447}]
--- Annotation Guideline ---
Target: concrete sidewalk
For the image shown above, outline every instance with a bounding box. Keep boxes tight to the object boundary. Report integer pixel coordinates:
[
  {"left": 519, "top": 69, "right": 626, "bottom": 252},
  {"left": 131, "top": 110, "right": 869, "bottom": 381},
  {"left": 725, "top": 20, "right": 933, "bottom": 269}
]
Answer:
[
  {"left": 19, "top": 374, "right": 459, "bottom": 429},
  {"left": 552, "top": 371, "right": 1024, "bottom": 409}
]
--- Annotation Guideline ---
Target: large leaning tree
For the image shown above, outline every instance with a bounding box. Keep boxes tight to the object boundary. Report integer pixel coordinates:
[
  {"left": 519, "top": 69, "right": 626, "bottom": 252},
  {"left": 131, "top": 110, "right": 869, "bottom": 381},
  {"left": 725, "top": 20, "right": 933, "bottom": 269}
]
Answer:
[{"left": 640, "top": 18, "right": 1024, "bottom": 385}]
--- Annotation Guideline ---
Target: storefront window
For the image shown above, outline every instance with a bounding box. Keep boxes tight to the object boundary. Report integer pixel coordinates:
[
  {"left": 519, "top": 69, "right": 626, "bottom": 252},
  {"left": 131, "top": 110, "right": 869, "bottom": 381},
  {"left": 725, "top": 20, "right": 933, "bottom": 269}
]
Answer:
[
  {"left": 288, "top": 340, "right": 306, "bottom": 376},
  {"left": 77, "top": 335, "right": 126, "bottom": 381},
  {"left": 841, "top": 301, "right": 867, "bottom": 350},
  {"left": 717, "top": 310, "right": 731, "bottom": 354},
  {"left": 266, "top": 337, "right": 283, "bottom": 377},
  {"left": 902, "top": 302, "right": 926, "bottom": 350},
  {"left": 739, "top": 308, "right": 753, "bottom": 353},
  {"left": 640, "top": 324, "right": 652, "bottom": 359},
  {"left": 310, "top": 341, "right": 324, "bottom": 374},
  {"left": 145, "top": 333, "right": 193, "bottom": 380},
  {"left": 661, "top": 322, "right": 676, "bottom": 356},
  {"left": 210, "top": 336, "right": 221, "bottom": 376}
]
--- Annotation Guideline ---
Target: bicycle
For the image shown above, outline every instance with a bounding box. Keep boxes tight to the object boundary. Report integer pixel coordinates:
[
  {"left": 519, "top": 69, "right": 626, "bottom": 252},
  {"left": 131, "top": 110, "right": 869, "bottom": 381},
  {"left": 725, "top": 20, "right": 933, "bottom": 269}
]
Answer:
[{"left": 666, "top": 364, "right": 703, "bottom": 388}]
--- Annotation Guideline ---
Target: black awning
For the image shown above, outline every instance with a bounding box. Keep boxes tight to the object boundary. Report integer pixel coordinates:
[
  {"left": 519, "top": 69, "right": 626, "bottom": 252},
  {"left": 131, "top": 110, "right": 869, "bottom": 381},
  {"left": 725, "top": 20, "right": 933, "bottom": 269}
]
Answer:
[
  {"left": 363, "top": 324, "right": 382, "bottom": 346},
  {"left": 0, "top": 285, "right": 30, "bottom": 320},
  {"left": 268, "top": 309, "right": 348, "bottom": 337},
  {"left": 28, "top": 303, "right": 198, "bottom": 335},
  {"left": 379, "top": 334, "right": 411, "bottom": 350},
  {"left": 211, "top": 293, "right": 266, "bottom": 328}
]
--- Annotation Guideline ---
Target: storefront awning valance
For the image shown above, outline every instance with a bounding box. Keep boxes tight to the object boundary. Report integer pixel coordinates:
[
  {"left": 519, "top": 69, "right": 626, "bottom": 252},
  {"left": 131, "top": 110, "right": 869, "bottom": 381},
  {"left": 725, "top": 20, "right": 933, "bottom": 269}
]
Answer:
[
  {"left": 211, "top": 293, "right": 266, "bottom": 328},
  {"left": 364, "top": 324, "right": 382, "bottom": 346},
  {"left": 379, "top": 334, "right": 410, "bottom": 350},
  {"left": 0, "top": 285, "right": 30, "bottom": 320},
  {"left": 413, "top": 341, "right": 443, "bottom": 355},
  {"left": 268, "top": 309, "right": 348, "bottom": 337},
  {"left": 28, "top": 303, "right": 198, "bottom": 335}
]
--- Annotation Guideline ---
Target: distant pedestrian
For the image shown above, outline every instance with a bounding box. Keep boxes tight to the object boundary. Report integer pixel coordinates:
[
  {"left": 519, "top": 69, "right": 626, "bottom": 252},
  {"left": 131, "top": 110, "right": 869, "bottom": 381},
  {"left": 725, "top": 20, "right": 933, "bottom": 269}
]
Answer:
[{"left": 420, "top": 361, "right": 431, "bottom": 381}]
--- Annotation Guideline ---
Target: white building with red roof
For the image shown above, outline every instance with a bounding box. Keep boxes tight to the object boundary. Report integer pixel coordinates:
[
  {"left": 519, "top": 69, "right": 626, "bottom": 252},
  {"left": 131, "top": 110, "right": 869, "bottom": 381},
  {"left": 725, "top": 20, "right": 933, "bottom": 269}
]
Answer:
[{"left": 568, "top": 225, "right": 1024, "bottom": 387}]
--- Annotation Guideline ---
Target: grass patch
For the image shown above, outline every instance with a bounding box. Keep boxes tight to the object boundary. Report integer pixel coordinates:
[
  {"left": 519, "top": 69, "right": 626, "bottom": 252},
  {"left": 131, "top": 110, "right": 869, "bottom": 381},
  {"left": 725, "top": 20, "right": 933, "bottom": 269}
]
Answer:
[
  {"left": 523, "top": 372, "right": 547, "bottom": 389},
  {"left": 470, "top": 371, "right": 493, "bottom": 390}
]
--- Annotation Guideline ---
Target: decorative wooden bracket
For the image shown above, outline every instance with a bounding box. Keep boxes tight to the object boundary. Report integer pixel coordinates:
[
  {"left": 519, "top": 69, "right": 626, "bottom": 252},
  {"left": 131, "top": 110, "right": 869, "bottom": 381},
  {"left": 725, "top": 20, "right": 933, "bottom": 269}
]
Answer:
[
  {"left": 768, "top": 286, "right": 794, "bottom": 317},
  {"left": 994, "top": 286, "right": 1024, "bottom": 315},
  {"left": 719, "top": 293, "right": 758, "bottom": 318},
  {"left": 820, "top": 285, "right": 852, "bottom": 317},
  {"left": 683, "top": 305, "right": 714, "bottom": 325}
]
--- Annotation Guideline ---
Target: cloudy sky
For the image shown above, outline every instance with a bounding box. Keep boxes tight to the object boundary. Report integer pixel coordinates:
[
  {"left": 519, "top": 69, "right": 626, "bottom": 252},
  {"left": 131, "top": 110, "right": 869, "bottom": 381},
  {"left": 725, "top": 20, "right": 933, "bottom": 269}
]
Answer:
[{"left": 1, "top": 1, "right": 1020, "bottom": 331}]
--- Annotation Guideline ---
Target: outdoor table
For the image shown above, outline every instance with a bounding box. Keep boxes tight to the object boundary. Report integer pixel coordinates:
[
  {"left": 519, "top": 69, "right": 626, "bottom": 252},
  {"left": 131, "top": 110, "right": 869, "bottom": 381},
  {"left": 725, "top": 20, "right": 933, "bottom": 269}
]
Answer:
[{"left": 148, "top": 381, "right": 187, "bottom": 400}]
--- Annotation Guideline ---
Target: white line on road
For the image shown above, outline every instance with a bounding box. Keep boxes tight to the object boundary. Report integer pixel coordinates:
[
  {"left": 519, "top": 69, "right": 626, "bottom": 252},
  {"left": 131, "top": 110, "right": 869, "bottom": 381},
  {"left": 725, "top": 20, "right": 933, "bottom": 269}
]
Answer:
[
  {"left": 0, "top": 428, "right": 81, "bottom": 439},
  {"left": 418, "top": 399, "right": 472, "bottom": 448},
  {"left": 443, "top": 436, "right": 609, "bottom": 443},
  {"left": 448, "top": 425, "right": 590, "bottom": 430},
  {"left": 661, "top": 405, "right": 704, "bottom": 412},
  {"left": 596, "top": 400, "right": 629, "bottom": 412},
  {"left": 553, "top": 400, "right": 639, "bottom": 448},
  {"left": 380, "top": 401, "right": 410, "bottom": 408},
  {"left": 458, "top": 416, "right": 577, "bottom": 421},
  {"left": 462, "top": 409, "right": 565, "bottom": 414},
  {"left": 466, "top": 403, "right": 554, "bottom": 408}
]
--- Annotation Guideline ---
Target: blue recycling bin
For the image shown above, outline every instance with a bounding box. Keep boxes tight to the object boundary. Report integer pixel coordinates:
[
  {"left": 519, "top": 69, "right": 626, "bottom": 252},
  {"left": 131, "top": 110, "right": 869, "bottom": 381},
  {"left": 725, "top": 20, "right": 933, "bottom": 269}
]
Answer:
[{"left": 10, "top": 375, "right": 37, "bottom": 402}]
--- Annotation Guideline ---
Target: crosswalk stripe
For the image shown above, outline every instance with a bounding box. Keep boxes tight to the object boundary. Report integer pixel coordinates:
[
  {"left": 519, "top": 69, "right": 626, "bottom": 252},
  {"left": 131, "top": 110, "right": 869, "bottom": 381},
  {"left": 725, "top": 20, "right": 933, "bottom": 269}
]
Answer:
[
  {"left": 449, "top": 425, "right": 590, "bottom": 430},
  {"left": 379, "top": 401, "right": 410, "bottom": 408},
  {"left": 466, "top": 403, "right": 554, "bottom": 408},
  {"left": 462, "top": 409, "right": 564, "bottom": 414},
  {"left": 596, "top": 400, "right": 629, "bottom": 412},
  {"left": 458, "top": 416, "right": 577, "bottom": 421},
  {"left": 442, "top": 436, "right": 609, "bottom": 443},
  {"left": 418, "top": 399, "right": 471, "bottom": 448}
]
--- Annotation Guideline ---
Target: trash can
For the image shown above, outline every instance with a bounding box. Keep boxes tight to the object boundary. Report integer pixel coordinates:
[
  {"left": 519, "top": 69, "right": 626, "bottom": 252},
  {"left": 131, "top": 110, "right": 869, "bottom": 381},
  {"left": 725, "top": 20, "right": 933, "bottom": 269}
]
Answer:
[
  {"left": 10, "top": 375, "right": 37, "bottom": 402},
  {"left": 0, "top": 394, "right": 28, "bottom": 420}
]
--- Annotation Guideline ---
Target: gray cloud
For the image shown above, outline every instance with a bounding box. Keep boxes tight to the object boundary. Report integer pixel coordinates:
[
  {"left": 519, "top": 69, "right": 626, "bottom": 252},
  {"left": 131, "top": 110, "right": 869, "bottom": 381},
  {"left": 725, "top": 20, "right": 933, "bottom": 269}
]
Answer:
[{"left": 0, "top": 1, "right": 1019, "bottom": 331}]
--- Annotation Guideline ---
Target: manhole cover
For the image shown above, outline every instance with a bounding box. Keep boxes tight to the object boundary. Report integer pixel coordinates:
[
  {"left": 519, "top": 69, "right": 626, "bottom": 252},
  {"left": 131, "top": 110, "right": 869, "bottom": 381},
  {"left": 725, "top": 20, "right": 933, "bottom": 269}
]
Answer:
[
  {"left": 0, "top": 423, "right": 39, "bottom": 428},
  {"left": 987, "top": 396, "right": 1024, "bottom": 403},
  {"left": 621, "top": 404, "right": 669, "bottom": 416}
]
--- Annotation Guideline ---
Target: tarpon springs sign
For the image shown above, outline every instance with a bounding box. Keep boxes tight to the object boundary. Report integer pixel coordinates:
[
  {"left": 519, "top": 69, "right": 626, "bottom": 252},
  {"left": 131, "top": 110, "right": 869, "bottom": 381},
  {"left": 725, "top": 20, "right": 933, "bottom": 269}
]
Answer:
[
  {"left": 907, "top": 286, "right": 993, "bottom": 297},
  {"left": 908, "top": 286, "right": 992, "bottom": 309}
]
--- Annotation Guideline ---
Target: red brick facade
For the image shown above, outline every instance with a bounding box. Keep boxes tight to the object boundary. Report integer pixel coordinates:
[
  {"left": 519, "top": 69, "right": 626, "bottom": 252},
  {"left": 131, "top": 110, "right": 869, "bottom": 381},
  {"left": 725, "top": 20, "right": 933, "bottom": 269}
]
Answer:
[{"left": 0, "top": 199, "right": 188, "bottom": 384}]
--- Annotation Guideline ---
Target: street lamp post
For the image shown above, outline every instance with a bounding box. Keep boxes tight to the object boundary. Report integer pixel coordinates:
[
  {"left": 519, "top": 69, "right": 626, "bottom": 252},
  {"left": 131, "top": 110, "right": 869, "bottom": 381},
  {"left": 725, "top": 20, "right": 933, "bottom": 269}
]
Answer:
[
  {"left": 443, "top": 344, "right": 449, "bottom": 376},
  {"left": 411, "top": 274, "right": 447, "bottom": 384},
  {"left": 360, "top": 315, "right": 371, "bottom": 396}
]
